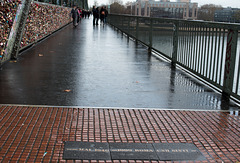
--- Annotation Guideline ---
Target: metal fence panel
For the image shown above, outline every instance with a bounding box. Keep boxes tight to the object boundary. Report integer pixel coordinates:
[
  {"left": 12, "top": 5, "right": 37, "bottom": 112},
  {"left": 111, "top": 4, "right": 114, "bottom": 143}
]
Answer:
[
  {"left": 108, "top": 14, "right": 240, "bottom": 100},
  {"left": 152, "top": 20, "right": 173, "bottom": 58}
]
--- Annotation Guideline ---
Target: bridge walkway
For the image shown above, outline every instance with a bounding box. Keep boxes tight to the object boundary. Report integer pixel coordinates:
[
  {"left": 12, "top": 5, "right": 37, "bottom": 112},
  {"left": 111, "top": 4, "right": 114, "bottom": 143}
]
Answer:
[{"left": 0, "top": 18, "right": 239, "bottom": 162}]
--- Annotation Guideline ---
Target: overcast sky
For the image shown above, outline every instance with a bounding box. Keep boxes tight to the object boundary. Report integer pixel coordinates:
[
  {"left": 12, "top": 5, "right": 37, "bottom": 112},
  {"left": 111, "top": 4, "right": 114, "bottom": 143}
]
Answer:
[{"left": 88, "top": 0, "right": 240, "bottom": 8}]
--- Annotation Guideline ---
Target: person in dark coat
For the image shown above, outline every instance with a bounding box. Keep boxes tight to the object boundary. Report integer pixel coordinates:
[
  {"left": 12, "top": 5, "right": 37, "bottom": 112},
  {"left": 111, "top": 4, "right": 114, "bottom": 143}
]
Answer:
[
  {"left": 100, "top": 6, "right": 108, "bottom": 24},
  {"left": 100, "top": 7, "right": 104, "bottom": 24},
  {"left": 92, "top": 6, "right": 99, "bottom": 25},
  {"left": 70, "top": 5, "right": 79, "bottom": 27}
]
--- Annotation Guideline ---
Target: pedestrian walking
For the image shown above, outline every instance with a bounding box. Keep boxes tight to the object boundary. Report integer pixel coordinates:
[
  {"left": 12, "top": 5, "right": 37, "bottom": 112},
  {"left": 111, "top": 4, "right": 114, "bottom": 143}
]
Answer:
[
  {"left": 100, "top": 6, "right": 108, "bottom": 24},
  {"left": 77, "top": 7, "right": 81, "bottom": 23},
  {"left": 87, "top": 10, "right": 91, "bottom": 19},
  {"left": 92, "top": 6, "right": 99, "bottom": 25},
  {"left": 70, "top": 5, "right": 79, "bottom": 27},
  {"left": 104, "top": 6, "right": 108, "bottom": 23}
]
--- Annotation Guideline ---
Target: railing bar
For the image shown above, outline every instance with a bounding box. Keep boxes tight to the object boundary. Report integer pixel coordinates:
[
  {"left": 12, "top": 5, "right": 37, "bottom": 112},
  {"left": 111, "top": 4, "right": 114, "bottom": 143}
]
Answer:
[
  {"left": 187, "top": 24, "right": 191, "bottom": 68},
  {"left": 122, "top": 16, "right": 124, "bottom": 30},
  {"left": 209, "top": 29, "right": 214, "bottom": 79},
  {"left": 189, "top": 25, "right": 194, "bottom": 69},
  {"left": 193, "top": 26, "right": 197, "bottom": 71},
  {"left": 207, "top": 27, "right": 211, "bottom": 79},
  {"left": 203, "top": 27, "right": 208, "bottom": 76},
  {"left": 122, "top": 16, "right": 125, "bottom": 31},
  {"left": 212, "top": 28, "right": 218, "bottom": 82},
  {"left": 149, "top": 19, "right": 152, "bottom": 48},
  {"left": 200, "top": 27, "right": 205, "bottom": 75},
  {"left": 209, "top": 27, "right": 215, "bottom": 81},
  {"left": 176, "top": 24, "right": 180, "bottom": 62},
  {"left": 215, "top": 28, "right": 222, "bottom": 84},
  {"left": 185, "top": 23, "right": 189, "bottom": 67},
  {"left": 185, "top": 23, "right": 189, "bottom": 66},
  {"left": 220, "top": 30, "right": 226, "bottom": 86},
  {"left": 180, "top": 24, "right": 184, "bottom": 64},
  {"left": 192, "top": 25, "right": 197, "bottom": 70},
  {"left": 187, "top": 24, "right": 191, "bottom": 67},
  {"left": 181, "top": 24, "right": 185, "bottom": 64},
  {"left": 191, "top": 25, "right": 195, "bottom": 70},
  {"left": 183, "top": 24, "right": 187, "bottom": 66},
  {"left": 126, "top": 17, "right": 128, "bottom": 32},
  {"left": 211, "top": 28, "right": 217, "bottom": 82},
  {"left": 201, "top": 27, "right": 207, "bottom": 76},
  {"left": 209, "top": 28, "right": 213, "bottom": 80},
  {"left": 171, "top": 23, "right": 174, "bottom": 58},
  {"left": 195, "top": 26, "right": 200, "bottom": 73},
  {"left": 193, "top": 25, "right": 198, "bottom": 71},
  {"left": 181, "top": 24, "right": 185, "bottom": 65},
  {"left": 133, "top": 18, "right": 135, "bottom": 36},
  {"left": 177, "top": 24, "right": 181, "bottom": 63},
  {"left": 129, "top": 17, "right": 131, "bottom": 34},
  {"left": 189, "top": 25, "right": 193, "bottom": 70},
  {"left": 205, "top": 28, "right": 211, "bottom": 77},
  {"left": 198, "top": 27, "right": 203, "bottom": 74},
  {"left": 122, "top": 16, "right": 124, "bottom": 32}
]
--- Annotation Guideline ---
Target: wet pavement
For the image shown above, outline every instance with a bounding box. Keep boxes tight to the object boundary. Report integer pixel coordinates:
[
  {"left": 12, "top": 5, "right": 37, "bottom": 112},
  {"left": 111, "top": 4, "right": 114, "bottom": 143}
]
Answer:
[
  {"left": 0, "top": 18, "right": 240, "bottom": 110},
  {"left": 0, "top": 105, "right": 239, "bottom": 162},
  {"left": 0, "top": 18, "right": 240, "bottom": 163}
]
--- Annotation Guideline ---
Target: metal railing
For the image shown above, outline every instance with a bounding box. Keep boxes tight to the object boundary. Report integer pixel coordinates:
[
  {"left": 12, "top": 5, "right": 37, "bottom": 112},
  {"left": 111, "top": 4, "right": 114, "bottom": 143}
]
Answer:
[{"left": 108, "top": 14, "right": 240, "bottom": 101}]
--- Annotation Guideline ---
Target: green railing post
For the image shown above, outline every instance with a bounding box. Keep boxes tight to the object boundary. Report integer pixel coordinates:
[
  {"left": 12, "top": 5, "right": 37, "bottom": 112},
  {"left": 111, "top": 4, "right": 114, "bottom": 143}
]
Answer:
[
  {"left": 127, "top": 17, "right": 130, "bottom": 39},
  {"left": 223, "top": 28, "right": 238, "bottom": 97},
  {"left": 121, "top": 16, "right": 124, "bottom": 32},
  {"left": 108, "top": 15, "right": 111, "bottom": 25},
  {"left": 172, "top": 21, "right": 179, "bottom": 67},
  {"left": 148, "top": 18, "right": 153, "bottom": 52},
  {"left": 136, "top": 17, "right": 139, "bottom": 43}
]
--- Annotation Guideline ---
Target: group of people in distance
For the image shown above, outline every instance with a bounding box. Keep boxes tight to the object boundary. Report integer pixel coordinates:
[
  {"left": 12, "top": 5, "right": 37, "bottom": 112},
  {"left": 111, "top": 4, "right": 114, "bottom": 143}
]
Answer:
[
  {"left": 70, "top": 5, "right": 92, "bottom": 27},
  {"left": 92, "top": 6, "right": 108, "bottom": 26},
  {"left": 70, "top": 5, "right": 108, "bottom": 27}
]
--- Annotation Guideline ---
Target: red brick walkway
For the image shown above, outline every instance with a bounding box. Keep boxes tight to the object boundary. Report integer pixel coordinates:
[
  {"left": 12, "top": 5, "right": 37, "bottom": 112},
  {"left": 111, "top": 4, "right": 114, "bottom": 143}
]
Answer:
[{"left": 0, "top": 105, "right": 239, "bottom": 162}]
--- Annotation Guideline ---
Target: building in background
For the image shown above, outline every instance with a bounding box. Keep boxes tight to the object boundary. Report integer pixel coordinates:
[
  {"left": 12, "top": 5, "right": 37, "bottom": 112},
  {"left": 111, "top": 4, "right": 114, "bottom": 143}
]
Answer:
[
  {"left": 214, "top": 8, "right": 240, "bottom": 23},
  {"left": 132, "top": 0, "right": 198, "bottom": 20}
]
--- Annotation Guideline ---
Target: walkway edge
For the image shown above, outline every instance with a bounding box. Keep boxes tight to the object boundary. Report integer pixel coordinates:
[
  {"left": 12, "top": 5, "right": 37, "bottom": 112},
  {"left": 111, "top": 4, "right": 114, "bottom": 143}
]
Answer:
[{"left": 0, "top": 104, "right": 239, "bottom": 112}]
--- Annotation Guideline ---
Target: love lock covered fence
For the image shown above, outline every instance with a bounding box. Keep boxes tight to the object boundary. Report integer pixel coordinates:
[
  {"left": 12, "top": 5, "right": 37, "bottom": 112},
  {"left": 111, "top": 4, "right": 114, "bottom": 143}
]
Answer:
[
  {"left": 108, "top": 14, "right": 240, "bottom": 101},
  {"left": 0, "top": 0, "right": 73, "bottom": 66}
]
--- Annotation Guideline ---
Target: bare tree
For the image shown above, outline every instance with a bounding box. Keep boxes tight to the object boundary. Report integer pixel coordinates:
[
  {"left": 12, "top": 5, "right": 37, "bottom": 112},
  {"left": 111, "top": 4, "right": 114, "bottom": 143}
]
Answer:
[
  {"left": 233, "top": 10, "right": 240, "bottom": 23},
  {"left": 198, "top": 4, "right": 222, "bottom": 21},
  {"left": 110, "top": 1, "right": 132, "bottom": 14}
]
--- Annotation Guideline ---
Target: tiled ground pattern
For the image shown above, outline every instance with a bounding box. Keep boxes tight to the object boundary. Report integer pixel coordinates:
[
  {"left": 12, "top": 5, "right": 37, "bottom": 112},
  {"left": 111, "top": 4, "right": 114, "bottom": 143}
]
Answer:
[{"left": 0, "top": 106, "right": 239, "bottom": 162}]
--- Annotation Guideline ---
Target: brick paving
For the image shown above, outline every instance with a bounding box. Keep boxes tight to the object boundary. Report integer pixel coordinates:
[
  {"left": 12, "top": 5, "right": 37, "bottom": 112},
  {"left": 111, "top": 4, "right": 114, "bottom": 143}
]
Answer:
[{"left": 0, "top": 105, "right": 239, "bottom": 162}]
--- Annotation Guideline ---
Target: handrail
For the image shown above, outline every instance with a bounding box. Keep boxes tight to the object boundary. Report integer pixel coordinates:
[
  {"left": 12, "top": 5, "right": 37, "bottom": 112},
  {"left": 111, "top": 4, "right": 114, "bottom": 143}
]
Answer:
[{"left": 108, "top": 14, "right": 240, "bottom": 101}]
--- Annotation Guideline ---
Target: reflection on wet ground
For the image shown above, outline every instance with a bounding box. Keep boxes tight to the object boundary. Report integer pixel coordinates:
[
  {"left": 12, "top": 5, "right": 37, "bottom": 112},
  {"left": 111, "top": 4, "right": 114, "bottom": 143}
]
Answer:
[{"left": 0, "top": 19, "right": 239, "bottom": 110}]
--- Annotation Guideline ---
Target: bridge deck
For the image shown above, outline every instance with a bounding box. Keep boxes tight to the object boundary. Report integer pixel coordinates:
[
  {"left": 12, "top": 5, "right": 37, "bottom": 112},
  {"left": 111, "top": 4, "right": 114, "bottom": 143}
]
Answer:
[
  {"left": 0, "top": 19, "right": 239, "bottom": 110},
  {"left": 0, "top": 19, "right": 239, "bottom": 162}
]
